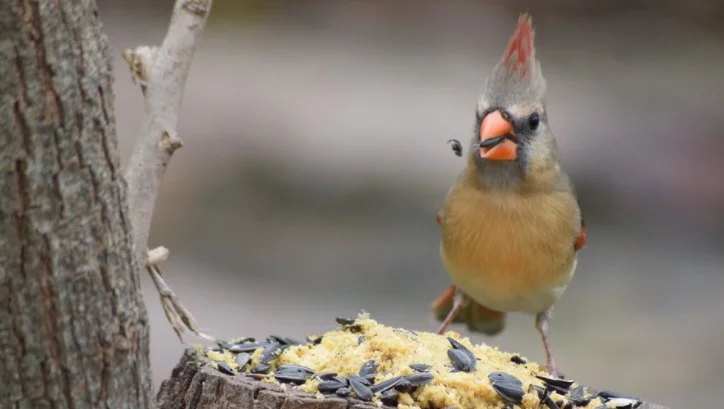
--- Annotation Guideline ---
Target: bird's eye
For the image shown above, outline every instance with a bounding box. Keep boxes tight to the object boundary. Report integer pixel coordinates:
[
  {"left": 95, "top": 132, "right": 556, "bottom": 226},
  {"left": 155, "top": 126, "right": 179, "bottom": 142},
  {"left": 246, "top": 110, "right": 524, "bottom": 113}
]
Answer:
[{"left": 528, "top": 113, "right": 540, "bottom": 131}]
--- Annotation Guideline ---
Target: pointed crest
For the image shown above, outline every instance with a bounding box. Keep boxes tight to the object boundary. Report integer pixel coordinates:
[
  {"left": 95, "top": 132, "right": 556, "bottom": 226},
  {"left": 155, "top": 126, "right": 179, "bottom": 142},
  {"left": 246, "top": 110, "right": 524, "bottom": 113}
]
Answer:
[{"left": 500, "top": 14, "right": 536, "bottom": 78}]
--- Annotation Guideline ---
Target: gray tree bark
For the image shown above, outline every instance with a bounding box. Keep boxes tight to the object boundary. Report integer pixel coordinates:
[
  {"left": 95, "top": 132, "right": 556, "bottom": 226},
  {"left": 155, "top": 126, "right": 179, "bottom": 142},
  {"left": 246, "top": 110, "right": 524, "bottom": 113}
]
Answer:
[{"left": 0, "top": 1, "right": 153, "bottom": 408}]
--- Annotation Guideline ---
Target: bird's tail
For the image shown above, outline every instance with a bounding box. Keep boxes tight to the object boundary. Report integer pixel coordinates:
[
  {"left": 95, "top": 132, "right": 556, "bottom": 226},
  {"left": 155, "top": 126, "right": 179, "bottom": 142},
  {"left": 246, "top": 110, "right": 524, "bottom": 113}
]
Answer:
[{"left": 431, "top": 285, "right": 506, "bottom": 336}]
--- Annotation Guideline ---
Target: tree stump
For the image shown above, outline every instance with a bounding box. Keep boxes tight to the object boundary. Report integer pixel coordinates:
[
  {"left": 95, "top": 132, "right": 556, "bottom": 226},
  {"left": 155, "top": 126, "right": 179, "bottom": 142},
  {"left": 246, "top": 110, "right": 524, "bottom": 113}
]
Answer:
[{"left": 156, "top": 316, "right": 670, "bottom": 409}]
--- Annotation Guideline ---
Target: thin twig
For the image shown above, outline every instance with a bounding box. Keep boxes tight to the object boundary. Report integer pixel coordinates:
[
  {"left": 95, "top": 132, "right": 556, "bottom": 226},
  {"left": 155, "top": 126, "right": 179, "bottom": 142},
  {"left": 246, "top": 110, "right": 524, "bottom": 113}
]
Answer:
[
  {"left": 146, "top": 250, "right": 216, "bottom": 343},
  {"left": 123, "top": 0, "right": 213, "bottom": 262},
  {"left": 123, "top": 0, "right": 214, "bottom": 343}
]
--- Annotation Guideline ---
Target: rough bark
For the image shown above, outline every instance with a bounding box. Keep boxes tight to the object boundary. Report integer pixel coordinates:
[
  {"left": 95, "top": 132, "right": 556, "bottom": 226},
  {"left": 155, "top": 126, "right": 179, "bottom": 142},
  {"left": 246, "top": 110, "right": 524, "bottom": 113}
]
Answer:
[
  {"left": 0, "top": 1, "right": 153, "bottom": 408},
  {"left": 158, "top": 350, "right": 670, "bottom": 409}
]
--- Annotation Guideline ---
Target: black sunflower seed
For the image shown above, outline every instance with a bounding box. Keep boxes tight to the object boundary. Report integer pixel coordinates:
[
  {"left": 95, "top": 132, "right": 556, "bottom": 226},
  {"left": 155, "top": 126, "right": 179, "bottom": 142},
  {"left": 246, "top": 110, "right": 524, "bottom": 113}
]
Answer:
[
  {"left": 381, "top": 389, "right": 399, "bottom": 406},
  {"left": 250, "top": 363, "right": 271, "bottom": 374},
  {"left": 268, "top": 335, "right": 303, "bottom": 346},
  {"left": 274, "top": 371, "right": 309, "bottom": 384},
  {"left": 276, "top": 364, "right": 315, "bottom": 375},
  {"left": 447, "top": 337, "right": 476, "bottom": 370},
  {"left": 491, "top": 382, "right": 525, "bottom": 404},
  {"left": 259, "top": 342, "right": 282, "bottom": 364},
  {"left": 536, "top": 375, "right": 574, "bottom": 390},
  {"left": 568, "top": 386, "right": 592, "bottom": 407},
  {"left": 528, "top": 384, "right": 547, "bottom": 400},
  {"left": 409, "top": 363, "right": 431, "bottom": 372},
  {"left": 217, "top": 340, "right": 232, "bottom": 350},
  {"left": 318, "top": 380, "right": 347, "bottom": 393},
  {"left": 488, "top": 372, "right": 523, "bottom": 387},
  {"left": 405, "top": 372, "right": 434, "bottom": 387},
  {"left": 543, "top": 395, "right": 560, "bottom": 409},
  {"left": 216, "top": 361, "right": 234, "bottom": 376},
  {"left": 235, "top": 353, "right": 251, "bottom": 370},
  {"left": 381, "top": 390, "right": 399, "bottom": 406},
  {"left": 447, "top": 139, "right": 463, "bottom": 157},
  {"left": 348, "top": 377, "right": 373, "bottom": 401},
  {"left": 510, "top": 355, "right": 527, "bottom": 365},
  {"left": 335, "top": 317, "right": 355, "bottom": 325},
  {"left": 229, "top": 342, "right": 269, "bottom": 353},
  {"left": 370, "top": 376, "right": 404, "bottom": 394},
  {"left": 347, "top": 374, "right": 372, "bottom": 386},
  {"left": 306, "top": 334, "right": 323, "bottom": 344},
  {"left": 357, "top": 335, "right": 365, "bottom": 345},
  {"left": 335, "top": 387, "right": 351, "bottom": 397},
  {"left": 393, "top": 378, "right": 413, "bottom": 393},
  {"left": 448, "top": 349, "right": 475, "bottom": 372},
  {"left": 315, "top": 372, "right": 338, "bottom": 381},
  {"left": 359, "top": 360, "right": 379, "bottom": 377}
]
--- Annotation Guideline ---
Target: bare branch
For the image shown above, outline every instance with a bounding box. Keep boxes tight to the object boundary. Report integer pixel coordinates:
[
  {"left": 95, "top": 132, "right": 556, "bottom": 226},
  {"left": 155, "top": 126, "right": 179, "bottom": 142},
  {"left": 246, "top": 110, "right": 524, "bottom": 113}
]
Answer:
[{"left": 123, "top": 0, "right": 213, "bottom": 262}]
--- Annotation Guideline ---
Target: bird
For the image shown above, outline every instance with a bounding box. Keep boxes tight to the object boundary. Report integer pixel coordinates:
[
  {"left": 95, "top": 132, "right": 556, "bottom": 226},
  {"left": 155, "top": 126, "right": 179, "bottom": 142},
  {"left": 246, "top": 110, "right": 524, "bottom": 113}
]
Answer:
[{"left": 431, "top": 14, "right": 586, "bottom": 377}]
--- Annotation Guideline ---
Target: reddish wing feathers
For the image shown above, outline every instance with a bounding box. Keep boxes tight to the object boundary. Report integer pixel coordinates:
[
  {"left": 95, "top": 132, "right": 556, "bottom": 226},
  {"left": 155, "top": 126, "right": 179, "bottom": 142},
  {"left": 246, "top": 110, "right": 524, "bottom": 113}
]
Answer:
[{"left": 501, "top": 14, "right": 535, "bottom": 77}]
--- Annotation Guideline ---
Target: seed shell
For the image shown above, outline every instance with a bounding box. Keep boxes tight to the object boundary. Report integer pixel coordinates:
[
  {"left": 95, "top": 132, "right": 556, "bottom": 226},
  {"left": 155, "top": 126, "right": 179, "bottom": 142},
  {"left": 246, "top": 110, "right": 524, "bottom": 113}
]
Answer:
[
  {"left": 235, "top": 353, "right": 251, "bottom": 370},
  {"left": 544, "top": 395, "right": 560, "bottom": 409},
  {"left": 318, "top": 380, "right": 347, "bottom": 393},
  {"left": 274, "top": 371, "right": 309, "bottom": 384},
  {"left": 229, "top": 342, "right": 269, "bottom": 353},
  {"left": 510, "top": 355, "right": 527, "bottom": 365},
  {"left": 276, "top": 364, "right": 315, "bottom": 375},
  {"left": 370, "top": 376, "right": 404, "bottom": 394},
  {"left": 348, "top": 377, "right": 374, "bottom": 401},
  {"left": 347, "top": 374, "right": 372, "bottom": 386},
  {"left": 536, "top": 375, "right": 575, "bottom": 390},
  {"left": 381, "top": 390, "right": 399, "bottom": 406},
  {"left": 488, "top": 371, "right": 523, "bottom": 386},
  {"left": 250, "top": 363, "right": 271, "bottom": 374},
  {"left": 259, "top": 342, "right": 282, "bottom": 364},
  {"left": 447, "top": 337, "right": 477, "bottom": 370},
  {"left": 409, "top": 363, "right": 431, "bottom": 372},
  {"left": 335, "top": 317, "right": 355, "bottom": 325},
  {"left": 393, "top": 378, "right": 413, "bottom": 393},
  {"left": 216, "top": 361, "right": 235, "bottom": 376},
  {"left": 491, "top": 382, "right": 525, "bottom": 404},
  {"left": 315, "top": 372, "right": 338, "bottom": 381},
  {"left": 335, "top": 387, "right": 351, "bottom": 397},
  {"left": 359, "top": 360, "right": 379, "bottom": 377},
  {"left": 448, "top": 348, "right": 474, "bottom": 372},
  {"left": 405, "top": 372, "right": 434, "bottom": 387}
]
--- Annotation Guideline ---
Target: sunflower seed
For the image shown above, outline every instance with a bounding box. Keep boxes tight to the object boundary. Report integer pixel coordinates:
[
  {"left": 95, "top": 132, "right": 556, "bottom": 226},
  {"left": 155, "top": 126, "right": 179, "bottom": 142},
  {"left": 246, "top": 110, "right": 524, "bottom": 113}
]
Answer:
[
  {"left": 544, "top": 395, "right": 560, "bottom": 409},
  {"left": 447, "top": 139, "right": 463, "bottom": 157},
  {"left": 528, "top": 384, "right": 547, "bottom": 400},
  {"left": 448, "top": 349, "right": 474, "bottom": 372},
  {"left": 409, "top": 363, "right": 431, "bottom": 372},
  {"left": 405, "top": 372, "right": 434, "bottom": 387},
  {"left": 229, "top": 342, "right": 269, "bottom": 353},
  {"left": 318, "top": 380, "right": 347, "bottom": 393},
  {"left": 335, "top": 387, "right": 351, "bottom": 397},
  {"left": 315, "top": 372, "right": 338, "bottom": 381},
  {"left": 217, "top": 340, "right": 232, "bottom": 350},
  {"left": 359, "top": 360, "right": 379, "bottom": 377},
  {"left": 491, "top": 382, "right": 525, "bottom": 404},
  {"left": 235, "top": 353, "right": 251, "bottom": 370},
  {"left": 347, "top": 374, "right": 372, "bottom": 386},
  {"left": 268, "top": 335, "right": 303, "bottom": 346},
  {"left": 335, "top": 317, "right": 355, "bottom": 325},
  {"left": 488, "top": 372, "right": 523, "bottom": 386},
  {"left": 357, "top": 335, "right": 365, "bottom": 344},
  {"left": 259, "top": 342, "right": 282, "bottom": 364},
  {"left": 510, "top": 355, "right": 527, "bottom": 365},
  {"left": 536, "top": 375, "right": 574, "bottom": 390},
  {"left": 568, "top": 386, "right": 591, "bottom": 407},
  {"left": 381, "top": 390, "right": 399, "bottom": 406},
  {"left": 349, "top": 377, "right": 373, "bottom": 401},
  {"left": 306, "top": 334, "right": 323, "bottom": 344},
  {"left": 393, "top": 378, "right": 413, "bottom": 393},
  {"left": 250, "top": 363, "right": 271, "bottom": 374},
  {"left": 216, "top": 361, "right": 234, "bottom": 376},
  {"left": 370, "top": 376, "right": 404, "bottom": 394},
  {"left": 276, "top": 364, "right": 315, "bottom": 375},
  {"left": 447, "top": 337, "right": 476, "bottom": 370},
  {"left": 275, "top": 371, "right": 309, "bottom": 384}
]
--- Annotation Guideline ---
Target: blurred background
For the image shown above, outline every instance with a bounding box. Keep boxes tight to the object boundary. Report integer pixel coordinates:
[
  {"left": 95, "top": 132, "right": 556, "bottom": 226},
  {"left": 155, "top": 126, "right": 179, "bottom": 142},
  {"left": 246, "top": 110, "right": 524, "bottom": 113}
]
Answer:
[{"left": 98, "top": 1, "right": 723, "bottom": 407}]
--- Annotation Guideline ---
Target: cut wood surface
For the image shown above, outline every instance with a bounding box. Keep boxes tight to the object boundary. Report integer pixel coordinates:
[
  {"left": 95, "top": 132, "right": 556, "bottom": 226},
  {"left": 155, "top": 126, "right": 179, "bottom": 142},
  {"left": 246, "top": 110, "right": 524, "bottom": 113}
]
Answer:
[{"left": 158, "top": 350, "right": 670, "bottom": 409}]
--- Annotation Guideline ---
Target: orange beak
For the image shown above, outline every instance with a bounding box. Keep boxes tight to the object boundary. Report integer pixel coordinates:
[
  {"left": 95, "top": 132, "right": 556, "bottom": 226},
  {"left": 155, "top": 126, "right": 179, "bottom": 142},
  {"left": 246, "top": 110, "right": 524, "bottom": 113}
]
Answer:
[{"left": 479, "top": 110, "right": 517, "bottom": 160}]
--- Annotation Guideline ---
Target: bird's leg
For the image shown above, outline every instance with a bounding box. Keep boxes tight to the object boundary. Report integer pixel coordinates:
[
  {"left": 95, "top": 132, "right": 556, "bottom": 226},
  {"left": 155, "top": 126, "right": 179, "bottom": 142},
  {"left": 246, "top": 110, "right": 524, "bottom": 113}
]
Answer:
[
  {"left": 436, "top": 288, "right": 468, "bottom": 334},
  {"left": 535, "top": 308, "right": 559, "bottom": 376}
]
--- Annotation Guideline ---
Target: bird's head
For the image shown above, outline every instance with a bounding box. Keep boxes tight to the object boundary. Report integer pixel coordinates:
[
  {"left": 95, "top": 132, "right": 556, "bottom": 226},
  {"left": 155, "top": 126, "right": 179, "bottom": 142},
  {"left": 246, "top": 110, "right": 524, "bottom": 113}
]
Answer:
[{"left": 471, "top": 14, "right": 560, "bottom": 189}]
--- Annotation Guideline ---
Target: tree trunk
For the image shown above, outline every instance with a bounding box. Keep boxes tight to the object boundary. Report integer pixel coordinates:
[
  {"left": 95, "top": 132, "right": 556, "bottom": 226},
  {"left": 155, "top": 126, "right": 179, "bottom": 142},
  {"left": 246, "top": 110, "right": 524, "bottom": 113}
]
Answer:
[{"left": 0, "top": 1, "right": 153, "bottom": 408}]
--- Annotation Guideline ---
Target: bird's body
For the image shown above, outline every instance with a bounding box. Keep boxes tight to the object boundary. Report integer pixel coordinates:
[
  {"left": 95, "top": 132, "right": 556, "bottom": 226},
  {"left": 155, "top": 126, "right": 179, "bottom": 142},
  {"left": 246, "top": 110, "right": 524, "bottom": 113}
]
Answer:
[{"left": 432, "top": 15, "right": 586, "bottom": 376}]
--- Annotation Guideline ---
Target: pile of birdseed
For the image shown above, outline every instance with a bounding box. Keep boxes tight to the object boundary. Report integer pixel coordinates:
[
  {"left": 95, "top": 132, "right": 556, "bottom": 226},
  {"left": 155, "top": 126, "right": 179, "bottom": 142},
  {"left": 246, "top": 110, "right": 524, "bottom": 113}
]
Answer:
[{"left": 200, "top": 313, "right": 641, "bottom": 409}]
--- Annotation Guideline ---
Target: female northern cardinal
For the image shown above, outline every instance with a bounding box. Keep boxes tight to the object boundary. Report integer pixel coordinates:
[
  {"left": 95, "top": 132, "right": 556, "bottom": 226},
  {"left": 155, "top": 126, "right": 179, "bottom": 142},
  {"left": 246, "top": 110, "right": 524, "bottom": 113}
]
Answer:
[{"left": 432, "top": 14, "right": 586, "bottom": 376}]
